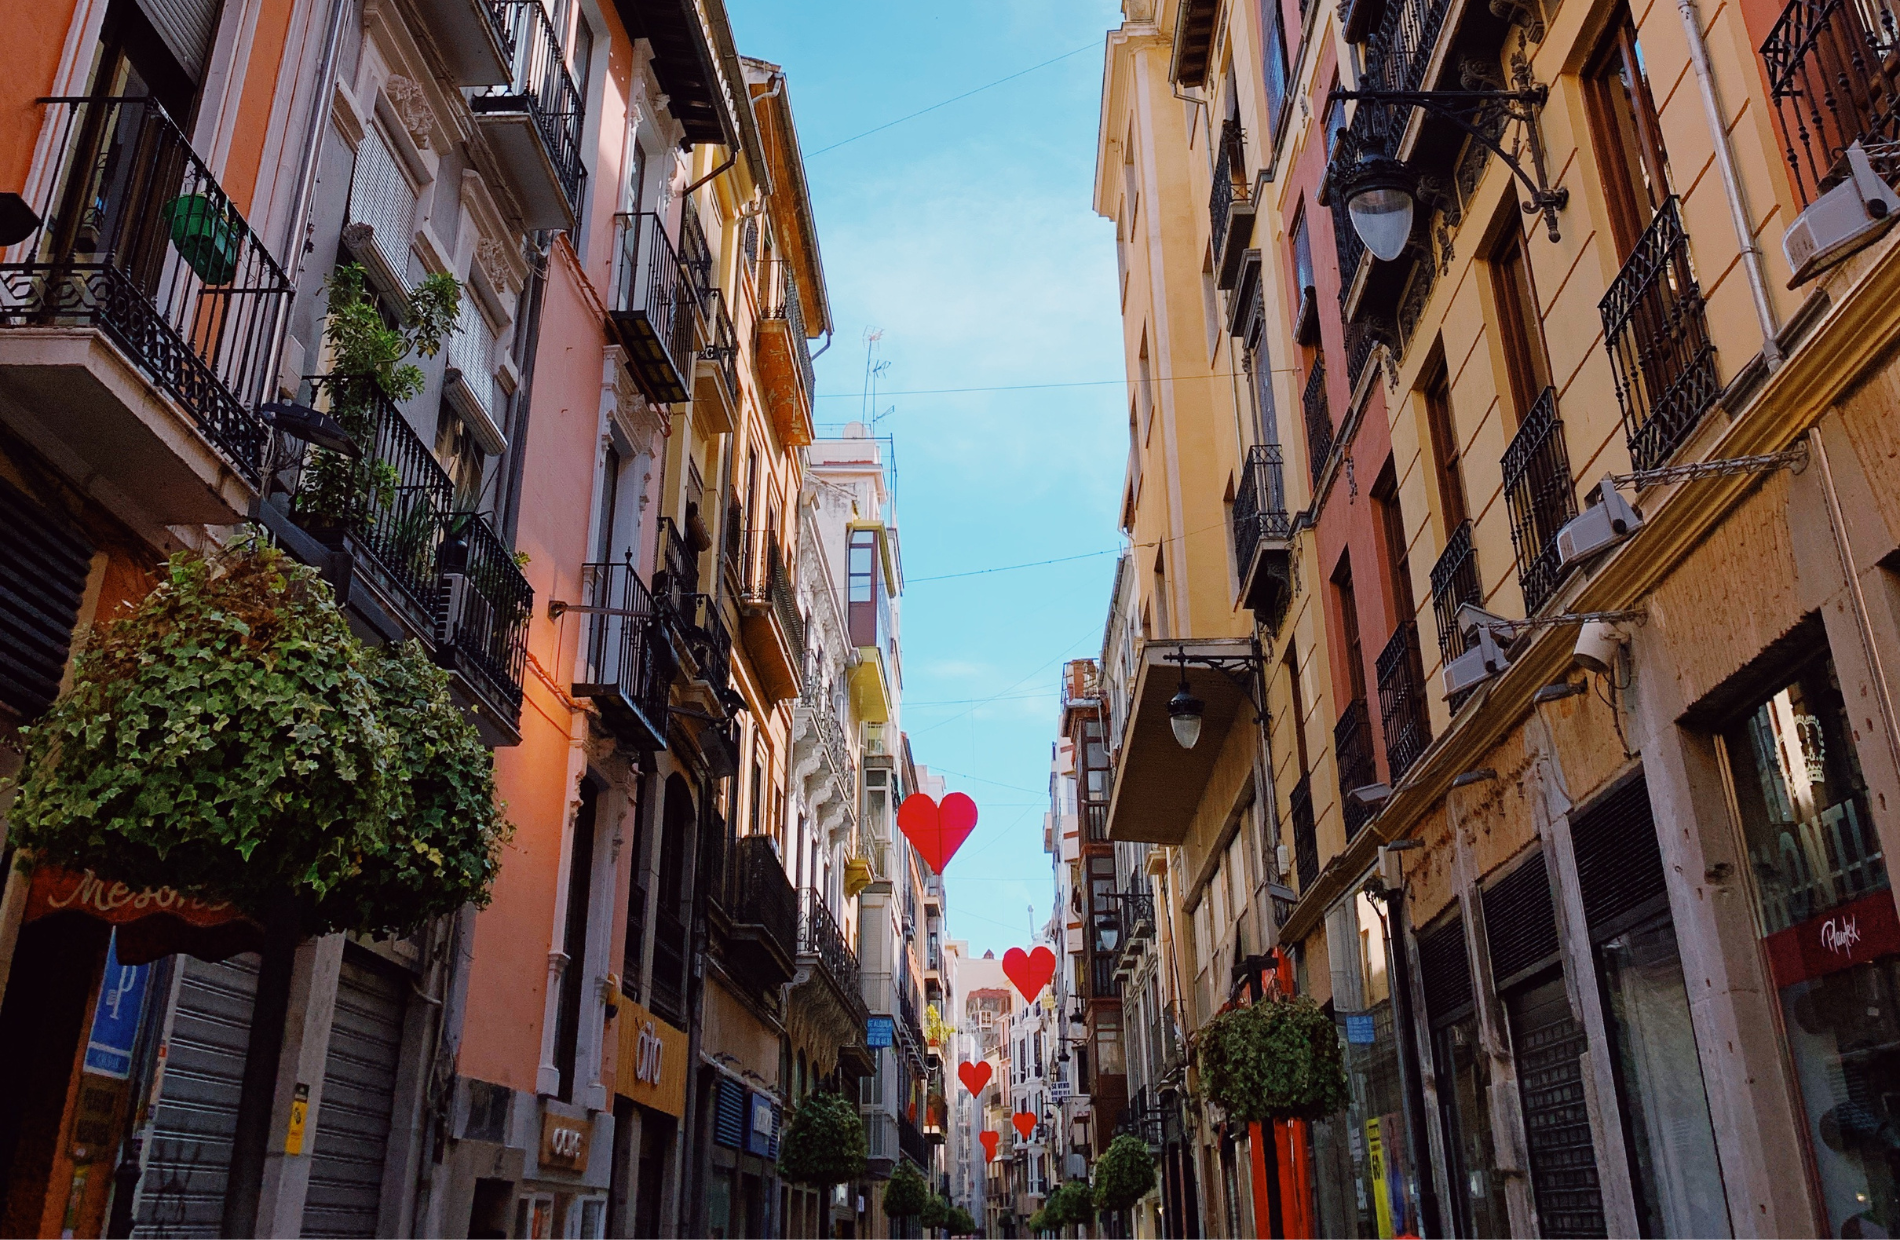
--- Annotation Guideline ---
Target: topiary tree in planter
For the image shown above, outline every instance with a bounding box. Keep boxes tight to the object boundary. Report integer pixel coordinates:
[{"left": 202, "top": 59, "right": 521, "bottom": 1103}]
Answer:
[
  {"left": 1196, "top": 995, "right": 1351, "bottom": 1123},
  {"left": 776, "top": 1090, "right": 868, "bottom": 1194},
  {"left": 921, "top": 1192, "right": 949, "bottom": 1230},
  {"left": 1045, "top": 1180, "right": 1095, "bottom": 1231},
  {"left": 945, "top": 1203, "right": 976, "bottom": 1234},
  {"left": 1026, "top": 1206, "right": 1049, "bottom": 1234},
  {"left": 883, "top": 1159, "right": 930, "bottom": 1226},
  {"left": 1093, "top": 1133, "right": 1158, "bottom": 1212}
]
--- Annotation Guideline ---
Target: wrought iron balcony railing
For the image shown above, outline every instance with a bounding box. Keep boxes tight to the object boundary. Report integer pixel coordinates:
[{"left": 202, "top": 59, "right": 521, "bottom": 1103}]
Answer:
[
  {"left": 655, "top": 516, "right": 699, "bottom": 607},
  {"left": 1501, "top": 387, "right": 1577, "bottom": 614},
  {"left": 1365, "top": 0, "right": 1455, "bottom": 94},
  {"left": 758, "top": 259, "right": 815, "bottom": 397},
  {"left": 1119, "top": 889, "right": 1156, "bottom": 944},
  {"left": 610, "top": 211, "right": 694, "bottom": 403},
  {"left": 1290, "top": 773, "right": 1319, "bottom": 892},
  {"left": 697, "top": 286, "right": 738, "bottom": 403},
  {"left": 679, "top": 205, "right": 715, "bottom": 305},
  {"left": 1762, "top": 0, "right": 1900, "bottom": 202},
  {"left": 798, "top": 888, "right": 868, "bottom": 1026},
  {"left": 739, "top": 529, "right": 808, "bottom": 672},
  {"left": 1599, "top": 198, "right": 1720, "bottom": 472},
  {"left": 1, "top": 96, "right": 288, "bottom": 482},
  {"left": 1303, "top": 358, "right": 1334, "bottom": 486},
  {"left": 475, "top": 0, "right": 586, "bottom": 213},
  {"left": 1335, "top": 698, "right": 1376, "bottom": 840},
  {"left": 1375, "top": 620, "right": 1431, "bottom": 781},
  {"left": 436, "top": 510, "right": 533, "bottom": 722},
  {"left": 1428, "top": 520, "right": 1481, "bottom": 663},
  {"left": 1232, "top": 443, "right": 1290, "bottom": 569},
  {"left": 723, "top": 833, "right": 798, "bottom": 978},
  {"left": 1210, "top": 119, "right": 1255, "bottom": 289},
  {"left": 572, "top": 557, "right": 670, "bottom": 749},
  {"left": 675, "top": 592, "right": 733, "bottom": 696}
]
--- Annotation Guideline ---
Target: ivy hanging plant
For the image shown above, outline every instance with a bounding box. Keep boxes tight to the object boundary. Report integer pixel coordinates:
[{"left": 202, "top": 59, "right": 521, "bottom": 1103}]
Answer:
[
  {"left": 6, "top": 541, "right": 508, "bottom": 936},
  {"left": 882, "top": 1159, "right": 930, "bottom": 1219},
  {"left": 1196, "top": 995, "right": 1351, "bottom": 1123},
  {"left": 1093, "top": 1133, "right": 1158, "bottom": 1212},
  {"left": 775, "top": 1090, "right": 868, "bottom": 1190}
]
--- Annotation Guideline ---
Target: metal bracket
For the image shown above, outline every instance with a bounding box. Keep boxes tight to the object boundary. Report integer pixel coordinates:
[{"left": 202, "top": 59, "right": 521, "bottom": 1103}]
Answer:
[
  {"left": 1608, "top": 445, "right": 1809, "bottom": 489},
  {"left": 547, "top": 601, "right": 649, "bottom": 620}
]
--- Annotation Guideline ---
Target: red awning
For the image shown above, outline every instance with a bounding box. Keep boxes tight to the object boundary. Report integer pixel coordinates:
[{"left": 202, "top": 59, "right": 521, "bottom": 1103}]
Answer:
[{"left": 23, "top": 866, "right": 263, "bottom": 965}]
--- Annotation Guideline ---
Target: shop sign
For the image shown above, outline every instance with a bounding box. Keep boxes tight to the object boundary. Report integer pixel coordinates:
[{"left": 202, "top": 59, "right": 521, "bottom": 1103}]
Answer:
[
  {"left": 866, "top": 1016, "right": 894, "bottom": 1048},
  {"left": 23, "top": 865, "right": 262, "bottom": 965},
  {"left": 613, "top": 996, "right": 688, "bottom": 1117},
  {"left": 745, "top": 1091, "right": 777, "bottom": 1158},
  {"left": 1050, "top": 1079, "right": 1071, "bottom": 1102},
  {"left": 539, "top": 1110, "right": 592, "bottom": 1173},
  {"left": 82, "top": 932, "right": 149, "bottom": 1079},
  {"left": 1763, "top": 888, "right": 1900, "bottom": 989}
]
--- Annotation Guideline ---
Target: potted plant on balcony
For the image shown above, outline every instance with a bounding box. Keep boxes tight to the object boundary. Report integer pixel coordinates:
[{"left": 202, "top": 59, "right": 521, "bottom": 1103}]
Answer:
[
  {"left": 1092, "top": 1133, "right": 1157, "bottom": 1213},
  {"left": 1195, "top": 995, "right": 1350, "bottom": 1123},
  {"left": 775, "top": 1089, "right": 867, "bottom": 1198},
  {"left": 295, "top": 263, "right": 461, "bottom": 546}
]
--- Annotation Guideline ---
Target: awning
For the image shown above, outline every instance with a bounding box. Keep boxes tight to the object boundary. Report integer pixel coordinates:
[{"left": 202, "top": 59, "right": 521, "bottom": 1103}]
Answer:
[{"left": 1105, "top": 639, "right": 1258, "bottom": 845}]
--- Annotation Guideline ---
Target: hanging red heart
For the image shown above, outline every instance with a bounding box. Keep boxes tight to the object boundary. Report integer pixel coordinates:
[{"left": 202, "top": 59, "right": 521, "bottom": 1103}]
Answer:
[
  {"left": 979, "top": 1130, "right": 1000, "bottom": 1162},
  {"left": 1001, "top": 945, "right": 1057, "bottom": 1003},
  {"left": 897, "top": 791, "right": 979, "bottom": 873},
  {"left": 1012, "top": 1111, "right": 1039, "bottom": 1140},
  {"left": 958, "top": 1061, "right": 992, "bottom": 1096}
]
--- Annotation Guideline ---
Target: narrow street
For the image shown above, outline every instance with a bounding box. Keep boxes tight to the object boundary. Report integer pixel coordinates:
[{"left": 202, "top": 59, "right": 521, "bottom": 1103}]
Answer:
[{"left": 0, "top": 0, "right": 1896, "bottom": 1237}]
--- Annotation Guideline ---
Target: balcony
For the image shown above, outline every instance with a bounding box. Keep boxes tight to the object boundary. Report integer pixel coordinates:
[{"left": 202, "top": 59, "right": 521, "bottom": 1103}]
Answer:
[
  {"left": 1501, "top": 388, "right": 1577, "bottom": 615},
  {"left": 1105, "top": 639, "right": 1256, "bottom": 845},
  {"left": 1290, "top": 773, "right": 1319, "bottom": 892},
  {"left": 1090, "top": 954, "right": 1121, "bottom": 1001},
  {"left": 673, "top": 592, "right": 736, "bottom": 706},
  {"left": 571, "top": 558, "right": 670, "bottom": 751},
  {"left": 793, "top": 888, "right": 869, "bottom": 1049},
  {"left": 1375, "top": 620, "right": 1430, "bottom": 782},
  {"left": 1428, "top": 521, "right": 1481, "bottom": 664},
  {"left": 737, "top": 528, "right": 805, "bottom": 703},
  {"left": 692, "top": 287, "right": 739, "bottom": 434},
  {"left": 472, "top": 0, "right": 586, "bottom": 229},
  {"left": 1303, "top": 359, "right": 1334, "bottom": 486},
  {"left": 1335, "top": 699, "right": 1376, "bottom": 840},
  {"left": 720, "top": 834, "right": 798, "bottom": 987},
  {"left": 1598, "top": 198, "right": 1720, "bottom": 472},
  {"left": 1762, "top": 0, "right": 1900, "bottom": 204},
  {"left": 1232, "top": 444, "right": 1292, "bottom": 620},
  {"left": 900, "top": 1115, "right": 930, "bottom": 1166},
  {"left": 1210, "top": 119, "right": 1256, "bottom": 290},
  {"left": 863, "top": 1109, "right": 899, "bottom": 1176},
  {"left": 755, "top": 260, "right": 815, "bottom": 447},
  {"left": 610, "top": 212, "right": 694, "bottom": 404},
  {"left": 435, "top": 511, "right": 533, "bottom": 744},
  {"left": 655, "top": 515, "right": 699, "bottom": 607},
  {"left": 0, "top": 97, "right": 287, "bottom": 526},
  {"left": 413, "top": 0, "right": 513, "bottom": 85}
]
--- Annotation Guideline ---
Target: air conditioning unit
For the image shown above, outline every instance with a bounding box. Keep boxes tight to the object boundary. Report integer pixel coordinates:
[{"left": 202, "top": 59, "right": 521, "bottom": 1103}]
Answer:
[
  {"left": 1442, "top": 625, "right": 1510, "bottom": 698},
  {"left": 1557, "top": 477, "right": 1645, "bottom": 570},
  {"left": 1785, "top": 142, "right": 1900, "bottom": 285}
]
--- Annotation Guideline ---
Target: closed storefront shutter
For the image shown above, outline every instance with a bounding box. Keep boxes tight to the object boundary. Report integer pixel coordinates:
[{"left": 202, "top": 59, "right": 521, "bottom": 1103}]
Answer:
[
  {"left": 1416, "top": 915, "right": 1471, "bottom": 1026},
  {"left": 1506, "top": 977, "right": 1606, "bottom": 1238},
  {"left": 1571, "top": 774, "right": 1669, "bottom": 937},
  {"left": 132, "top": 953, "right": 260, "bottom": 1238},
  {"left": 301, "top": 954, "right": 407, "bottom": 1238},
  {"left": 0, "top": 477, "right": 92, "bottom": 725},
  {"left": 1482, "top": 849, "right": 1560, "bottom": 988}
]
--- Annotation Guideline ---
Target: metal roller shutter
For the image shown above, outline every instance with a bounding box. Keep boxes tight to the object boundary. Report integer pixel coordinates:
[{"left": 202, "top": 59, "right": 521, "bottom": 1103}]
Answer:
[
  {"left": 1506, "top": 977, "right": 1606, "bottom": 1238},
  {"left": 1482, "top": 851, "right": 1560, "bottom": 988},
  {"left": 132, "top": 953, "right": 260, "bottom": 1238},
  {"left": 301, "top": 954, "right": 407, "bottom": 1238},
  {"left": 0, "top": 477, "right": 92, "bottom": 724},
  {"left": 1417, "top": 916, "right": 1471, "bottom": 1026},
  {"left": 1570, "top": 774, "right": 1669, "bottom": 940},
  {"left": 136, "top": 0, "right": 222, "bottom": 82}
]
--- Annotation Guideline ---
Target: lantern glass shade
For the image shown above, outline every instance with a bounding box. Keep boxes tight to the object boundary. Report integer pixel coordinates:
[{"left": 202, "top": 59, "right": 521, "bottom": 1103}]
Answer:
[
  {"left": 1168, "top": 685, "right": 1204, "bottom": 749},
  {"left": 1348, "top": 180, "right": 1415, "bottom": 262}
]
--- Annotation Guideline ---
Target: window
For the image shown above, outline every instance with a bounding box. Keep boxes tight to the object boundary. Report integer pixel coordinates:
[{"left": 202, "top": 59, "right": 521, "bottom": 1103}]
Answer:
[
  {"left": 1324, "top": 76, "right": 1348, "bottom": 159},
  {"left": 1334, "top": 558, "right": 1368, "bottom": 702},
  {"left": 1291, "top": 206, "right": 1316, "bottom": 299},
  {"left": 435, "top": 402, "right": 485, "bottom": 512},
  {"left": 847, "top": 529, "right": 877, "bottom": 646},
  {"left": 593, "top": 442, "right": 621, "bottom": 563},
  {"left": 1202, "top": 245, "right": 1221, "bottom": 355},
  {"left": 1585, "top": 10, "right": 1673, "bottom": 258},
  {"left": 554, "top": 779, "right": 600, "bottom": 1102},
  {"left": 1489, "top": 224, "right": 1551, "bottom": 428},
  {"left": 1422, "top": 359, "right": 1468, "bottom": 532},
  {"left": 1151, "top": 547, "right": 1171, "bottom": 639},
  {"left": 1263, "top": 0, "right": 1290, "bottom": 142},
  {"left": 1137, "top": 332, "right": 1155, "bottom": 441},
  {"left": 1373, "top": 461, "right": 1414, "bottom": 620}
]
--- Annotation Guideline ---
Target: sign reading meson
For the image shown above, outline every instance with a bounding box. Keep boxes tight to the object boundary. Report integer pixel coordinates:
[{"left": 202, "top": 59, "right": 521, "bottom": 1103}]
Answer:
[{"left": 614, "top": 996, "right": 688, "bottom": 1117}]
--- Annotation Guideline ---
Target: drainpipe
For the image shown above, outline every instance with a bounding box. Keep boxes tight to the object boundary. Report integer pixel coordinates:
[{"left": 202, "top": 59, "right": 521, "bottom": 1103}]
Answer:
[{"left": 1675, "top": 0, "right": 1783, "bottom": 366}]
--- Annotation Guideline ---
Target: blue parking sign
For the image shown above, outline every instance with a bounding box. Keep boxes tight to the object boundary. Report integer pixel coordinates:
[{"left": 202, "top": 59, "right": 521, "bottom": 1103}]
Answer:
[{"left": 83, "top": 932, "right": 150, "bottom": 1079}]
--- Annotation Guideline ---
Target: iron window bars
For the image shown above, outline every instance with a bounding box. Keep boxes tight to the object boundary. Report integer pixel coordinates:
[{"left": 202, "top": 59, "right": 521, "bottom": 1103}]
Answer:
[
  {"left": 1761, "top": 0, "right": 1900, "bottom": 202},
  {"left": 1376, "top": 619, "right": 1432, "bottom": 780},
  {"left": 1501, "top": 387, "right": 1577, "bottom": 614}
]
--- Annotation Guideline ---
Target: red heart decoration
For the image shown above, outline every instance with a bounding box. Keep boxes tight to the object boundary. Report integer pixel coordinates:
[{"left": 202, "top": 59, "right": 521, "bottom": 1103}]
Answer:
[
  {"left": 958, "top": 1061, "right": 992, "bottom": 1096},
  {"left": 979, "top": 1130, "right": 1000, "bottom": 1162},
  {"left": 1012, "top": 1111, "right": 1038, "bottom": 1140},
  {"left": 1001, "top": 945, "right": 1057, "bottom": 1003},
  {"left": 897, "top": 792, "right": 979, "bottom": 873}
]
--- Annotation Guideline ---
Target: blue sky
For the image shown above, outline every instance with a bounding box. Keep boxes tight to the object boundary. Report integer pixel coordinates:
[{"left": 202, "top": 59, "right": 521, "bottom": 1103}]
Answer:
[{"left": 726, "top": 0, "right": 1125, "bottom": 957}]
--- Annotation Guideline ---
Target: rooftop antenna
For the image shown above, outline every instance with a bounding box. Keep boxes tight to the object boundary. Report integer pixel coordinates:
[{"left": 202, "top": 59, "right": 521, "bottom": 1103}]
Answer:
[{"left": 861, "top": 328, "right": 887, "bottom": 423}]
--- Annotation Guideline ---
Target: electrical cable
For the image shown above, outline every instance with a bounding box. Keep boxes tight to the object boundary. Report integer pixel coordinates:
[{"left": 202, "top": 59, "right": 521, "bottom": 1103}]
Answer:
[
  {"left": 813, "top": 370, "right": 1246, "bottom": 399},
  {"left": 807, "top": 43, "right": 1098, "bottom": 156}
]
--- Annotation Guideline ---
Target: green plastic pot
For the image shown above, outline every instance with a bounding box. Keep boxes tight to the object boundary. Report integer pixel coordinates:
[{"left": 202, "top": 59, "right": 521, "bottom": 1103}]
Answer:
[{"left": 160, "top": 194, "right": 241, "bottom": 284}]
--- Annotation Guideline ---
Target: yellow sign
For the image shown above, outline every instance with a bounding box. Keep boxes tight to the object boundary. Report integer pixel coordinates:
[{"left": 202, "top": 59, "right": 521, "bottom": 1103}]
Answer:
[
  {"left": 614, "top": 995, "right": 689, "bottom": 1117},
  {"left": 285, "top": 1083, "right": 310, "bottom": 1155},
  {"left": 1366, "top": 1117, "right": 1393, "bottom": 1239}
]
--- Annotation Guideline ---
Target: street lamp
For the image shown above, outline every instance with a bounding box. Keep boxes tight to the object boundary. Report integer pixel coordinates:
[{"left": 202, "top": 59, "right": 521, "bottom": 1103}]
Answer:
[
  {"left": 1342, "top": 154, "right": 1416, "bottom": 262},
  {"left": 1166, "top": 668, "right": 1204, "bottom": 750},
  {"left": 1162, "top": 644, "right": 1265, "bottom": 752}
]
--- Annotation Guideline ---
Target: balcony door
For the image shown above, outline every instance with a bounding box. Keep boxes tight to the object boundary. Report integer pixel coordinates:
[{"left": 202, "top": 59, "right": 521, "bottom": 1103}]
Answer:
[{"left": 1585, "top": 12, "right": 1675, "bottom": 260}]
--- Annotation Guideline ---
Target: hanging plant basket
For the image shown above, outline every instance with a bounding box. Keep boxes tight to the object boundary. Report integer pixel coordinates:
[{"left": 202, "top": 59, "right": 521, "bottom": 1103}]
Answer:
[
  {"left": 6, "top": 541, "right": 508, "bottom": 937},
  {"left": 775, "top": 1090, "right": 867, "bottom": 1190},
  {"left": 1093, "top": 1133, "right": 1157, "bottom": 1212},
  {"left": 1196, "top": 996, "right": 1351, "bottom": 1123}
]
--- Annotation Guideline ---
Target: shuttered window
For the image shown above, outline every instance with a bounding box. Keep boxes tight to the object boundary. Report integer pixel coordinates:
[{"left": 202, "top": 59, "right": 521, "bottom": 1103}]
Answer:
[
  {"left": 1571, "top": 774, "right": 1669, "bottom": 940},
  {"left": 0, "top": 478, "right": 92, "bottom": 724},
  {"left": 137, "top": 0, "right": 221, "bottom": 81},
  {"left": 1482, "top": 850, "right": 1560, "bottom": 989},
  {"left": 1417, "top": 916, "right": 1472, "bottom": 1027},
  {"left": 713, "top": 1077, "right": 746, "bottom": 1149},
  {"left": 348, "top": 127, "right": 417, "bottom": 285}
]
